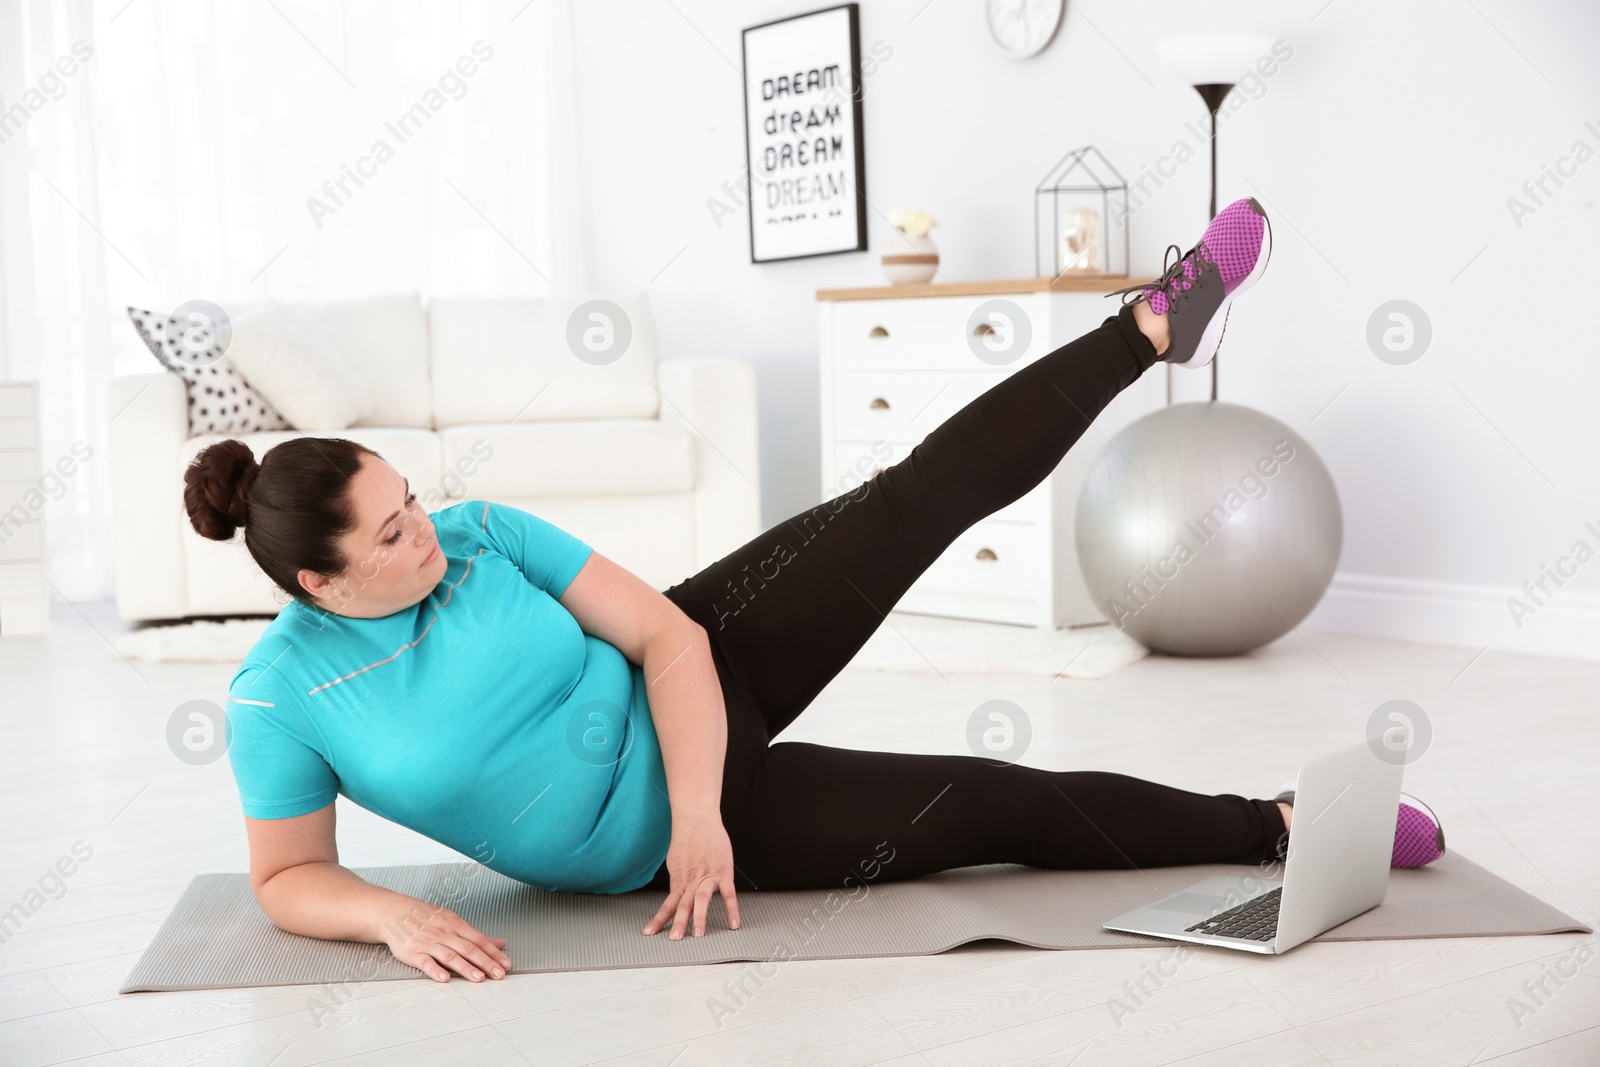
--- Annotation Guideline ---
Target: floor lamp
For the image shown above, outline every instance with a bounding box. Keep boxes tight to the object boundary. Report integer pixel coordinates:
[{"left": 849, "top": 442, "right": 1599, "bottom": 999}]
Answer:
[{"left": 1155, "top": 33, "right": 1275, "bottom": 403}]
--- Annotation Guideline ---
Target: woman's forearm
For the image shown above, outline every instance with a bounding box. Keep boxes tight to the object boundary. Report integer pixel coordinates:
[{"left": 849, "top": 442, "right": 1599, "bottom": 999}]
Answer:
[
  {"left": 256, "top": 860, "right": 413, "bottom": 943},
  {"left": 641, "top": 624, "right": 726, "bottom": 822}
]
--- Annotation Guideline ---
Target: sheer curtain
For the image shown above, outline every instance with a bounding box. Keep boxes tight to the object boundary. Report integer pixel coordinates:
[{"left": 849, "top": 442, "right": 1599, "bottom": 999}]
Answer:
[{"left": 0, "top": 0, "right": 588, "bottom": 602}]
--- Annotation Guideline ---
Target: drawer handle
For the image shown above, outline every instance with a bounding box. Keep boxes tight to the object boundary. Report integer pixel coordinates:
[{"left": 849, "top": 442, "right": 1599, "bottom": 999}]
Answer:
[
  {"left": 869, "top": 397, "right": 890, "bottom": 410},
  {"left": 973, "top": 322, "right": 996, "bottom": 339},
  {"left": 975, "top": 547, "right": 998, "bottom": 561},
  {"left": 868, "top": 326, "right": 890, "bottom": 338}
]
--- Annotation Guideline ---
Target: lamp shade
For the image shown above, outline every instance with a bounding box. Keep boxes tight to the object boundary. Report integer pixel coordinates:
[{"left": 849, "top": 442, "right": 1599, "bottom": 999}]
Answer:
[{"left": 1155, "top": 33, "right": 1276, "bottom": 86}]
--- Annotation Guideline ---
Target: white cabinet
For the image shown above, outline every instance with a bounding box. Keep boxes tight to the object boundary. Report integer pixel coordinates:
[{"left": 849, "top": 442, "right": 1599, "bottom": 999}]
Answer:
[
  {"left": 817, "top": 278, "right": 1163, "bottom": 629},
  {"left": 0, "top": 381, "right": 47, "bottom": 635}
]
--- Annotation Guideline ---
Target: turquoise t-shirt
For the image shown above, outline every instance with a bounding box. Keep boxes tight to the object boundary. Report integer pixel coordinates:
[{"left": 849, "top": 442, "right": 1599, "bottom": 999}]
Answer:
[{"left": 224, "top": 499, "right": 673, "bottom": 895}]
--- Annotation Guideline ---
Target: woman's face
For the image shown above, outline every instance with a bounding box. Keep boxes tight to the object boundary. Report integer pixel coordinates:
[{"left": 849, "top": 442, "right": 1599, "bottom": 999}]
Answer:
[{"left": 299, "top": 456, "right": 450, "bottom": 617}]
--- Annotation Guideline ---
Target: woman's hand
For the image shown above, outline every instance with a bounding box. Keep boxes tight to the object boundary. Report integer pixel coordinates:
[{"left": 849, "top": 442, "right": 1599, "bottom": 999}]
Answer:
[
  {"left": 380, "top": 898, "right": 512, "bottom": 983},
  {"left": 642, "top": 813, "right": 742, "bottom": 939}
]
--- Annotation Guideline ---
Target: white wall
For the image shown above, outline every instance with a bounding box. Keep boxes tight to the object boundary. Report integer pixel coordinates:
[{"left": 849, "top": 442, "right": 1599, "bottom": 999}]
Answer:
[{"left": 569, "top": 0, "right": 1600, "bottom": 658}]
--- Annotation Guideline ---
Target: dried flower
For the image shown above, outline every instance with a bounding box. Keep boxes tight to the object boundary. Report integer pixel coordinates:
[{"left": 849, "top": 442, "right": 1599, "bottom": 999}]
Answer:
[{"left": 888, "top": 209, "right": 937, "bottom": 238}]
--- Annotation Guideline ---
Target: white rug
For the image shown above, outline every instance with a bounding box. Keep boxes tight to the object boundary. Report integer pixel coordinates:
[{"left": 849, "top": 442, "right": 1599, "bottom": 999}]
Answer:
[
  {"left": 110, "top": 611, "right": 1147, "bottom": 680},
  {"left": 844, "top": 611, "right": 1147, "bottom": 680},
  {"left": 112, "top": 617, "right": 272, "bottom": 664}
]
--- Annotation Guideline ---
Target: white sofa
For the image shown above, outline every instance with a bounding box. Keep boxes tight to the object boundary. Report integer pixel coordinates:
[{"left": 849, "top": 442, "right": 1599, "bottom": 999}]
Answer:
[{"left": 106, "top": 291, "right": 761, "bottom": 622}]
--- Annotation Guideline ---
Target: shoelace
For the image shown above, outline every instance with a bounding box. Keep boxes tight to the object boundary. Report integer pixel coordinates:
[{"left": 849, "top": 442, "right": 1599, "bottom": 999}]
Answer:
[{"left": 1106, "top": 241, "right": 1213, "bottom": 312}]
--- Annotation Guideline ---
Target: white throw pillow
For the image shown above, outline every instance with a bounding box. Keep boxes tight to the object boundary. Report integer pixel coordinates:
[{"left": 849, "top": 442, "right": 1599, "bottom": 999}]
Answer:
[{"left": 224, "top": 307, "right": 375, "bottom": 431}]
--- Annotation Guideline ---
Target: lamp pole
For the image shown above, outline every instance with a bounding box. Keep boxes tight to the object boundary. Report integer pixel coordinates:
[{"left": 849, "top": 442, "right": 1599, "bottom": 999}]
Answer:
[{"left": 1193, "top": 82, "right": 1233, "bottom": 402}]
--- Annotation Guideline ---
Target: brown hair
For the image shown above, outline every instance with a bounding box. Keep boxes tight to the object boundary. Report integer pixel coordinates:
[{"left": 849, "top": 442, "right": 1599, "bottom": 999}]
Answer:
[{"left": 183, "top": 436, "right": 380, "bottom": 604}]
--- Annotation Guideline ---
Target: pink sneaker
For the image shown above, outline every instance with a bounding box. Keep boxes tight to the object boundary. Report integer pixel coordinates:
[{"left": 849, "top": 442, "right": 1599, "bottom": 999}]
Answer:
[
  {"left": 1390, "top": 794, "right": 1447, "bottom": 868},
  {"left": 1107, "top": 196, "right": 1272, "bottom": 368},
  {"left": 1273, "top": 781, "right": 1446, "bottom": 868}
]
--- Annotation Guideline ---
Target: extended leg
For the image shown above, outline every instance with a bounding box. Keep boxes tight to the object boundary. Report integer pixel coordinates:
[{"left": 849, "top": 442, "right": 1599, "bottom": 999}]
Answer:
[
  {"left": 717, "top": 741, "right": 1289, "bottom": 892},
  {"left": 662, "top": 303, "right": 1161, "bottom": 740}
]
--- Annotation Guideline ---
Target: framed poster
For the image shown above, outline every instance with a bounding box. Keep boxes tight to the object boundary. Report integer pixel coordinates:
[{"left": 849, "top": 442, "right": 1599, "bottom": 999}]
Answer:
[{"left": 741, "top": 3, "right": 868, "bottom": 263}]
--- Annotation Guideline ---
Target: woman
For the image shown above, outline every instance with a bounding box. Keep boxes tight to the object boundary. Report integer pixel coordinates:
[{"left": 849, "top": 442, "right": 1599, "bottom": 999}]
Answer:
[{"left": 188, "top": 198, "right": 1445, "bottom": 986}]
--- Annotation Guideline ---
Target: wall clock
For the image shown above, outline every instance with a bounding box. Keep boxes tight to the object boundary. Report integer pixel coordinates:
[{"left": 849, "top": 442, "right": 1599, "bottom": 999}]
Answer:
[{"left": 986, "top": 0, "right": 1066, "bottom": 59}]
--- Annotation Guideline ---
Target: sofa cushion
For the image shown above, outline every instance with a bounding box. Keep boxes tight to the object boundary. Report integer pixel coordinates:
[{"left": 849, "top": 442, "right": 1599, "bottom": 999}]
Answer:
[
  {"left": 437, "top": 421, "right": 694, "bottom": 499},
  {"left": 225, "top": 305, "right": 376, "bottom": 431},
  {"left": 428, "top": 292, "right": 659, "bottom": 427},
  {"left": 295, "top": 293, "right": 432, "bottom": 429}
]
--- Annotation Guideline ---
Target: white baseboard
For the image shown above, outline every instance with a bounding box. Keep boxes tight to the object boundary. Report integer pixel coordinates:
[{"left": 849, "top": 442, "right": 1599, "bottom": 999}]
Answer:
[{"left": 1303, "top": 571, "right": 1600, "bottom": 662}]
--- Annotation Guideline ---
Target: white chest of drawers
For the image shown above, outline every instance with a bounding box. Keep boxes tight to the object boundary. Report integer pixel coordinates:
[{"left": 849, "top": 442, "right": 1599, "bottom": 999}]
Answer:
[
  {"left": 0, "top": 381, "right": 47, "bottom": 635},
  {"left": 817, "top": 277, "right": 1162, "bottom": 630}
]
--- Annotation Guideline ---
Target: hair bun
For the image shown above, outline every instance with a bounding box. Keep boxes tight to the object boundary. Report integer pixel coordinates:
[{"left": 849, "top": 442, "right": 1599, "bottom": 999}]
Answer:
[{"left": 183, "top": 439, "right": 260, "bottom": 542}]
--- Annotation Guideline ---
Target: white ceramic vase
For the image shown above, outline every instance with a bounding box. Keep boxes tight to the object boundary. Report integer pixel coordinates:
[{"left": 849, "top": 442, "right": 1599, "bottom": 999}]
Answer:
[{"left": 882, "top": 232, "right": 938, "bottom": 285}]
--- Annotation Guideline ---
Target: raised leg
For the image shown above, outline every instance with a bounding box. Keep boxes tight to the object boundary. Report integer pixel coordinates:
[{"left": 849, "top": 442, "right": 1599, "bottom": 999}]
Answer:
[{"left": 662, "top": 303, "right": 1161, "bottom": 742}]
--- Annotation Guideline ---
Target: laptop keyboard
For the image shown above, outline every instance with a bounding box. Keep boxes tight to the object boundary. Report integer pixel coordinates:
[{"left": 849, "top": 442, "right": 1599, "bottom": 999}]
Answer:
[{"left": 1184, "top": 886, "right": 1282, "bottom": 942}]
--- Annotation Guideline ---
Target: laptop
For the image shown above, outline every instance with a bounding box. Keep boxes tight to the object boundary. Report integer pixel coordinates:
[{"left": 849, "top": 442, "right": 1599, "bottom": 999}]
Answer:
[{"left": 1102, "top": 739, "right": 1404, "bottom": 954}]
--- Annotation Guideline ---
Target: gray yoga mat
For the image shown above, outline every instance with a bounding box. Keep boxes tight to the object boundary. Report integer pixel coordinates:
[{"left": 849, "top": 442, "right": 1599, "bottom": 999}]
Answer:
[{"left": 120, "top": 852, "right": 1591, "bottom": 993}]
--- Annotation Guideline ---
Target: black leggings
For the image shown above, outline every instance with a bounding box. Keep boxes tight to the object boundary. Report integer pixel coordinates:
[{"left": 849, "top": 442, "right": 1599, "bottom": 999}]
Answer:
[{"left": 647, "top": 304, "right": 1288, "bottom": 893}]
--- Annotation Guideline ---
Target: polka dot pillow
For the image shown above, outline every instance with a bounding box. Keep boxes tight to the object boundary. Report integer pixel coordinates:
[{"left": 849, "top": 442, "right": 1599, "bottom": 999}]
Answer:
[{"left": 126, "top": 307, "right": 291, "bottom": 436}]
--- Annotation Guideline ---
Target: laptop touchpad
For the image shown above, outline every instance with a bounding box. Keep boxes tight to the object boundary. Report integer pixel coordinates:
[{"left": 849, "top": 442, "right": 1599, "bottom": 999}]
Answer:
[{"left": 1148, "top": 892, "right": 1233, "bottom": 913}]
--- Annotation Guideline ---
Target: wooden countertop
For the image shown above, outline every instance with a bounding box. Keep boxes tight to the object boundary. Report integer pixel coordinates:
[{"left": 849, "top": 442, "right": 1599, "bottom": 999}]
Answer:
[{"left": 815, "top": 275, "right": 1155, "bottom": 301}]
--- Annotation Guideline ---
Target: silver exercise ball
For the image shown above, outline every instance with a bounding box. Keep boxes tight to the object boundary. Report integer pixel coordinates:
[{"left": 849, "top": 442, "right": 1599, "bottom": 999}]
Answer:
[{"left": 1075, "top": 401, "right": 1342, "bottom": 657}]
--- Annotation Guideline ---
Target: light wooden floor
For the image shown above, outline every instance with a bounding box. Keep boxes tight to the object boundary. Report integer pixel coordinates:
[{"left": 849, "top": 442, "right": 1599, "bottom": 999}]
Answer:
[{"left": 1, "top": 598, "right": 1595, "bottom": 1066}]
